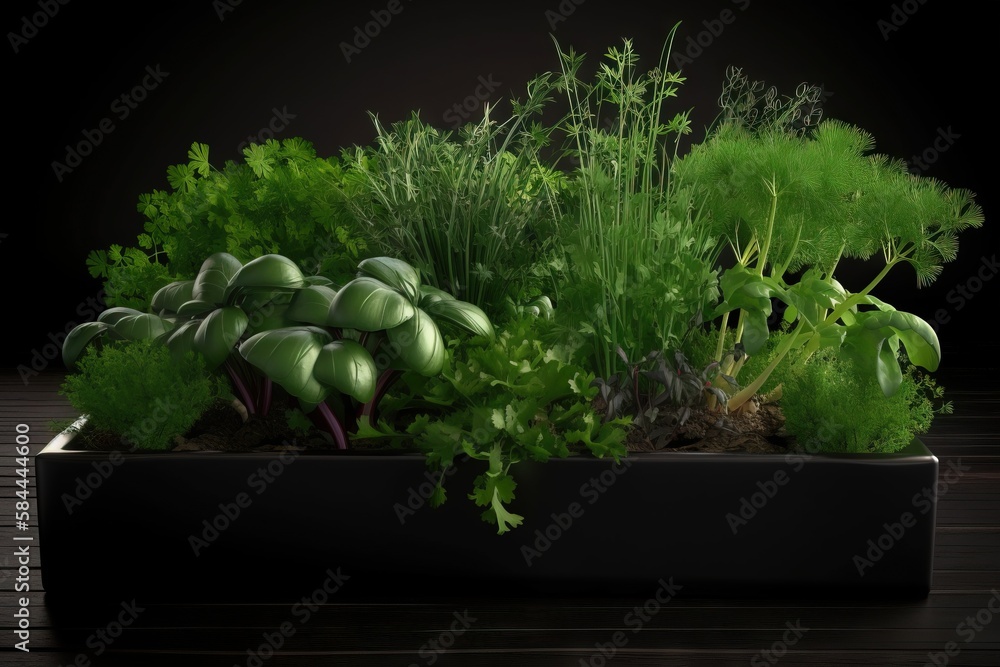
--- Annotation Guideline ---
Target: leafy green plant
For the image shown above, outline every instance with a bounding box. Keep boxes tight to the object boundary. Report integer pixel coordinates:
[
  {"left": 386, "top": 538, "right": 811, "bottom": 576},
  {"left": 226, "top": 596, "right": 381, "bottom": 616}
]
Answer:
[
  {"left": 64, "top": 252, "right": 493, "bottom": 450},
  {"left": 673, "top": 70, "right": 984, "bottom": 413},
  {"left": 243, "top": 255, "right": 495, "bottom": 445},
  {"left": 87, "top": 139, "right": 367, "bottom": 310},
  {"left": 592, "top": 343, "right": 728, "bottom": 449},
  {"left": 338, "top": 92, "right": 564, "bottom": 319},
  {"left": 401, "top": 315, "right": 629, "bottom": 533},
  {"left": 780, "top": 349, "right": 946, "bottom": 453},
  {"left": 64, "top": 252, "right": 316, "bottom": 417},
  {"left": 52, "top": 28, "right": 981, "bottom": 551},
  {"left": 59, "top": 339, "right": 220, "bottom": 450},
  {"left": 542, "top": 29, "right": 721, "bottom": 381}
]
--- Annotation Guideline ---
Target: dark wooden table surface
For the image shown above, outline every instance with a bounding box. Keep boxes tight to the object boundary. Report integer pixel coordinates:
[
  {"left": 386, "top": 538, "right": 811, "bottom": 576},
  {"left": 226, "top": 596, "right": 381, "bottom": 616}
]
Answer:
[{"left": 2, "top": 354, "right": 998, "bottom": 667}]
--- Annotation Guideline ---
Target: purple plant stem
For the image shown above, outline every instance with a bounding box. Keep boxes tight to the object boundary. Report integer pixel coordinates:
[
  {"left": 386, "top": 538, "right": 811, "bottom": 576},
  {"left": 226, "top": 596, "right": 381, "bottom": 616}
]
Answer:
[
  {"left": 312, "top": 402, "right": 348, "bottom": 450},
  {"left": 260, "top": 378, "right": 273, "bottom": 417},
  {"left": 358, "top": 369, "right": 402, "bottom": 424},
  {"left": 224, "top": 361, "right": 256, "bottom": 416}
]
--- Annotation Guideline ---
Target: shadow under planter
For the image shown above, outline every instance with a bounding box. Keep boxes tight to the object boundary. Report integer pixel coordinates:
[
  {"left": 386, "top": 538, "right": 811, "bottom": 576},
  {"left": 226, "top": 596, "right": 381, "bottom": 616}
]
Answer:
[{"left": 36, "top": 419, "right": 939, "bottom": 601}]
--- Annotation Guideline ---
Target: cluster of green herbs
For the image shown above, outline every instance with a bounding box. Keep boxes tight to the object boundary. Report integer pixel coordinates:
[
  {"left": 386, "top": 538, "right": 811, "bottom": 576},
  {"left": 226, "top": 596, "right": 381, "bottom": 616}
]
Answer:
[
  {"left": 87, "top": 138, "right": 367, "bottom": 310},
  {"left": 338, "top": 94, "right": 564, "bottom": 321},
  {"left": 543, "top": 35, "right": 721, "bottom": 381},
  {"left": 60, "top": 339, "right": 224, "bottom": 451},
  {"left": 64, "top": 253, "right": 497, "bottom": 452},
  {"left": 397, "top": 315, "right": 628, "bottom": 532},
  {"left": 65, "top": 24, "right": 982, "bottom": 533},
  {"left": 669, "top": 62, "right": 978, "bottom": 433},
  {"left": 780, "top": 348, "right": 950, "bottom": 454}
]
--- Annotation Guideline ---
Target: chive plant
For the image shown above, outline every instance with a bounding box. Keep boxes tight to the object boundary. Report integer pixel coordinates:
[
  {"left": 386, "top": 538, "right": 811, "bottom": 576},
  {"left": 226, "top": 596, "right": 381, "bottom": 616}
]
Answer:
[{"left": 338, "top": 76, "right": 564, "bottom": 321}]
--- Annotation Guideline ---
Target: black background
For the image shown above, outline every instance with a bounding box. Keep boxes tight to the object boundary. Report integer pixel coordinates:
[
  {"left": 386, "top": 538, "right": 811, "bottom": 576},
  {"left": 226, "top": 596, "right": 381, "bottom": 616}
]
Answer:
[{"left": 4, "top": 0, "right": 993, "bottom": 375}]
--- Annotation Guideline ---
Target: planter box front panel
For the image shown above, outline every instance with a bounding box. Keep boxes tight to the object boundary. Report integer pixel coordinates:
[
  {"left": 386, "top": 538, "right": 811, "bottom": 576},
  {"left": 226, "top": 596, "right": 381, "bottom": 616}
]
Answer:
[{"left": 36, "top": 430, "right": 938, "bottom": 599}]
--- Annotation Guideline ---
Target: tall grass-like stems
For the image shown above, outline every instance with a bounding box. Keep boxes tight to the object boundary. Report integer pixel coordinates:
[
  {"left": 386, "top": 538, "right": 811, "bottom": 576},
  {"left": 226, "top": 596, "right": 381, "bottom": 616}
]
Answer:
[
  {"left": 341, "top": 77, "right": 562, "bottom": 319},
  {"left": 546, "top": 25, "right": 720, "bottom": 379}
]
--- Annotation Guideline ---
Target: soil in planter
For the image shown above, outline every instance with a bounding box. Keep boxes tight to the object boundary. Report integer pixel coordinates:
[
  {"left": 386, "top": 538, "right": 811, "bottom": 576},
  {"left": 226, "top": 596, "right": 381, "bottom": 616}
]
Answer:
[
  {"left": 66, "top": 395, "right": 793, "bottom": 455},
  {"left": 660, "top": 404, "right": 790, "bottom": 453},
  {"left": 601, "top": 396, "right": 793, "bottom": 455},
  {"left": 65, "top": 399, "right": 336, "bottom": 453}
]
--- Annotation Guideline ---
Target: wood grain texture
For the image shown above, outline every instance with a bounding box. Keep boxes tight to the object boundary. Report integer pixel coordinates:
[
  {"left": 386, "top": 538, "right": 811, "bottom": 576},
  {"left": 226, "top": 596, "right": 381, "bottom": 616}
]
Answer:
[{"left": 2, "top": 370, "right": 998, "bottom": 666}]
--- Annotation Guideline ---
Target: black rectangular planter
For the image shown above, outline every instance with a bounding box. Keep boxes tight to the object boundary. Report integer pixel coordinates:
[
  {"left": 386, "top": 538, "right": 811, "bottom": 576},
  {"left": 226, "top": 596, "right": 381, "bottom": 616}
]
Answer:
[{"left": 37, "top": 419, "right": 939, "bottom": 600}]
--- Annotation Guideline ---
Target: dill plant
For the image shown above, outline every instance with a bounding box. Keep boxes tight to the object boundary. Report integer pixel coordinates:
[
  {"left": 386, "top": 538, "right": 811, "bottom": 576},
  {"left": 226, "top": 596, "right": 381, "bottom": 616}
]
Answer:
[
  {"left": 542, "top": 28, "right": 721, "bottom": 381},
  {"left": 59, "top": 339, "right": 221, "bottom": 450},
  {"left": 780, "top": 349, "right": 945, "bottom": 453},
  {"left": 673, "top": 68, "right": 984, "bottom": 415}
]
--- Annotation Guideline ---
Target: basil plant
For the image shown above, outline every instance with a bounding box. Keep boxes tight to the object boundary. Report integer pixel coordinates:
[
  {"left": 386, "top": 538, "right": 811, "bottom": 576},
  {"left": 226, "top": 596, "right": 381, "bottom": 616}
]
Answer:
[{"left": 62, "top": 253, "right": 493, "bottom": 449}]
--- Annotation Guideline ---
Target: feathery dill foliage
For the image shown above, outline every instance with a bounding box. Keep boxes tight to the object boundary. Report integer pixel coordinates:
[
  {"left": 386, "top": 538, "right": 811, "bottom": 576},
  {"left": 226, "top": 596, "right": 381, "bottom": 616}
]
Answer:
[
  {"left": 59, "top": 339, "right": 222, "bottom": 451},
  {"left": 673, "top": 68, "right": 984, "bottom": 413},
  {"left": 87, "top": 139, "right": 367, "bottom": 310},
  {"left": 780, "top": 350, "right": 943, "bottom": 454},
  {"left": 338, "top": 77, "right": 564, "bottom": 321},
  {"left": 545, "top": 28, "right": 721, "bottom": 380},
  {"left": 678, "top": 118, "right": 983, "bottom": 286},
  {"left": 682, "top": 65, "right": 984, "bottom": 290}
]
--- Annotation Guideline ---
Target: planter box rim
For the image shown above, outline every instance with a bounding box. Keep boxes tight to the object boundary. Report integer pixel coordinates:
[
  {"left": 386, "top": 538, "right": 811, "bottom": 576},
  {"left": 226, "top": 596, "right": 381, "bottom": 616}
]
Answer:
[{"left": 41, "top": 414, "right": 937, "bottom": 462}]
